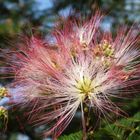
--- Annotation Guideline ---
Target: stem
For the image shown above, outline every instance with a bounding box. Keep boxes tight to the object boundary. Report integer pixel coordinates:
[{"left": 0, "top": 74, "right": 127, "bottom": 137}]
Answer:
[{"left": 81, "top": 102, "right": 87, "bottom": 140}]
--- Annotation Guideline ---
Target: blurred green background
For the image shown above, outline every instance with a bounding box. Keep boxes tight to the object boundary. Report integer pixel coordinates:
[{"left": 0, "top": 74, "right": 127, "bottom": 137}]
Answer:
[{"left": 0, "top": 0, "right": 140, "bottom": 140}]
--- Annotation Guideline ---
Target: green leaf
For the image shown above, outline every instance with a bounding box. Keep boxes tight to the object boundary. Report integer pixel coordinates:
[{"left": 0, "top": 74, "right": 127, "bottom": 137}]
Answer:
[
  {"left": 94, "top": 112, "right": 140, "bottom": 140},
  {"left": 58, "top": 131, "right": 82, "bottom": 140}
]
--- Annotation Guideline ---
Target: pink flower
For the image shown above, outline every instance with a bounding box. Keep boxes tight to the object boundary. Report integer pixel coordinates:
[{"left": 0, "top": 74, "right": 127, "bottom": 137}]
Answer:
[{"left": 1, "top": 12, "right": 140, "bottom": 138}]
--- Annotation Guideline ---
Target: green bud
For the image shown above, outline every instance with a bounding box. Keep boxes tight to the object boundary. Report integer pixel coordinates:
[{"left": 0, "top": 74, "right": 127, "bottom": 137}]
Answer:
[
  {"left": 101, "top": 40, "right": 114, "bottom": 57},
  {"left": 0, "top": 106, "right": 8, "bottom": 119},
  {"left": 0, "top": 87, "right": 8, "bottom": 98}
]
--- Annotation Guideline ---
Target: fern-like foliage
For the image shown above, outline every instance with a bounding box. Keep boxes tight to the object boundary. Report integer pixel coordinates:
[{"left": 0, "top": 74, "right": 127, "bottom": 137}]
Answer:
[
  {"left": 94, "top": 112, "right": 140, "bottom": 140},
  {"left": 59, "top": 112, "right": 140, "bottom": 140},
  {"left": 58, "top": 131, "right": 82, "bottom": 140}
]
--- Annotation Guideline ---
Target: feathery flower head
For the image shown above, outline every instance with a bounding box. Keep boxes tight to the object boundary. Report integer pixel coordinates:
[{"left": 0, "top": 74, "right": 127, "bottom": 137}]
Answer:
[{"left": 1, "top": 11, "right": 140, "bottom": 138}]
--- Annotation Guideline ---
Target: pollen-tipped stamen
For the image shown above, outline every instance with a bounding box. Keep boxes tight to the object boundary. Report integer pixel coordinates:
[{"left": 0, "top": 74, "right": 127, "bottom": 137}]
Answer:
[{"left": 76, "top": 76, "right": 93, "bottom": 99}]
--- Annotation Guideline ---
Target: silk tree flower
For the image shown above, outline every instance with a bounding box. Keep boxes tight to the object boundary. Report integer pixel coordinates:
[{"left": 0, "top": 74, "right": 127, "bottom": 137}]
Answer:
[{"left": 1, "top": 12, "right": 140, "bottom": 138}]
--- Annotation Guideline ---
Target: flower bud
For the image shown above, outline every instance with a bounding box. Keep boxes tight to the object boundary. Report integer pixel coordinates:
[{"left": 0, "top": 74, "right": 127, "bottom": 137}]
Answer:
[
  {"left": 0, "top": 87, "right": 8, "bottom": 98},
  {"left": 0, "top": 106, "right": 8, "bottom": 119}
]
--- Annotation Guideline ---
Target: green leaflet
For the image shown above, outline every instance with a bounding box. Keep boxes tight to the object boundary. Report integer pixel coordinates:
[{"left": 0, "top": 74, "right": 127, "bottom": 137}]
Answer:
[
  {"left": 59, "top": 112, "right": 140, "bottom": 140},
  {"left": 58, "top": 131, "right": 82, "bottom": 140},
  {"left": 94, "top": 112, "right": 140, "bottom": 140}
]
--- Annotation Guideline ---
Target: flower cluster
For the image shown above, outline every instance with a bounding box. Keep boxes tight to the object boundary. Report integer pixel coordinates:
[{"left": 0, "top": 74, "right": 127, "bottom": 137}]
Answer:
[
  {"left": 0, "top": 87, "right": 9, "bottom": 130},
  {"left": 0, "top": 106, "right": 8, "bottom": 132},
  {"left": 1, "top": 12, "right": 140, "bottom": 138},
  {"left": 0, "top": 106, "right": 8, "bottom": 119},
  {"left": 0, "top": 87, "right": 9, "bottom": 99}
]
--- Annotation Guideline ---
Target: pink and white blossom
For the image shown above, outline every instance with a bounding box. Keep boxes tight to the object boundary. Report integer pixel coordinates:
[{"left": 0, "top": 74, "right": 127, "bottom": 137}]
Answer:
[{"left": 1, "top": 12, "right": 140, "bottom": 138}]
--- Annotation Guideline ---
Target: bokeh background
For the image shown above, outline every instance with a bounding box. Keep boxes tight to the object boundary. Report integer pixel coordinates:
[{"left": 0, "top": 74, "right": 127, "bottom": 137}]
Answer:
[{"left": 0, "top": 0, "right": 140, "bottom": 140}]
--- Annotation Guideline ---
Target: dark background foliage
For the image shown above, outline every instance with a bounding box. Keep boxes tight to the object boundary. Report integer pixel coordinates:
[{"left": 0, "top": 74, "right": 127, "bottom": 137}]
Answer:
[{"left": 0, "top": 0, "right": 140, "bottom": 140}]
